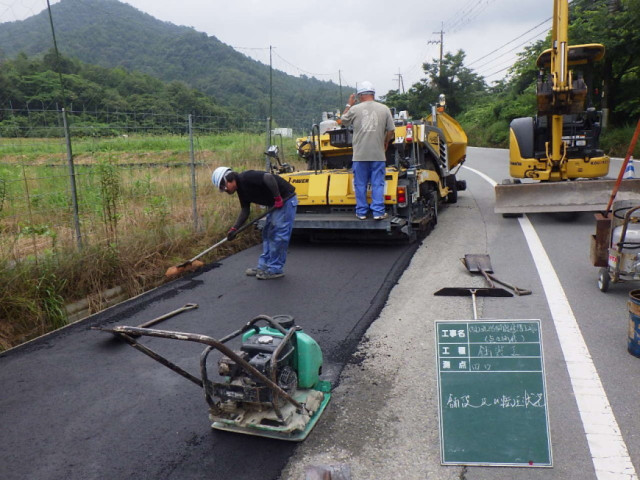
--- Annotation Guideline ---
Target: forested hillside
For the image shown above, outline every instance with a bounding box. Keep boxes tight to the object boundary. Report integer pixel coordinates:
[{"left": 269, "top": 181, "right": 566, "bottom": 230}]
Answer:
[
  {"left": 383, "top": 0, "right": 640, "bottom": 153},
  {"left": 0, "top": 51, "right": 246, "bottom": 136},
  {"left": 0, "top": 0, "right": 345, "bottom": 127}
]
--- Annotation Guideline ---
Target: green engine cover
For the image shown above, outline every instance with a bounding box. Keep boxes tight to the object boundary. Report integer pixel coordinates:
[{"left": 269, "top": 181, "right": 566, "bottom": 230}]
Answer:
[{"left": 242, "top": 327, "right": 323, "bottom": 389}]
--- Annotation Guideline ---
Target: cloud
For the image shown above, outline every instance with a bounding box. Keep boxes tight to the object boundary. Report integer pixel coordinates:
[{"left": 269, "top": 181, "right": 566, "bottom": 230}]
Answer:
[{"left": 0, "top": 0, "right": 552, "bottom": 95}]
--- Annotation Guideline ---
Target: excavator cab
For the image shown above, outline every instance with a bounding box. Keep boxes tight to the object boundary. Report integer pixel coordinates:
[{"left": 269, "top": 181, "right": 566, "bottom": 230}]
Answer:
[{"left": 493, "top": 0, "right": 639, "bottom": 214}]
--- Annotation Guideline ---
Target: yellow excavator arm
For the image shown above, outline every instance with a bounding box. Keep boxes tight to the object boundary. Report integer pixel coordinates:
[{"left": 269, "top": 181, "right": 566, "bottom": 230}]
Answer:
[{"left": 493, "top": 0, "right": 640, "bottom": 215}]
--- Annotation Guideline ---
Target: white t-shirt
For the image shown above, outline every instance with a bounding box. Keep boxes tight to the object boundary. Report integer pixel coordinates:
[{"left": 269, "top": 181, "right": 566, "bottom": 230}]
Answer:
[{"left": 341, "top": 100, "right": 394, "bottom": 162}]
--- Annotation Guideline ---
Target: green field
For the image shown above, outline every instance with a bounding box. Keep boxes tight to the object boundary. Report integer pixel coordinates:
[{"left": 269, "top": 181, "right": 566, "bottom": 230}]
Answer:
[{"left": 0, "top": 132, "right": 301, "bottom": 350}]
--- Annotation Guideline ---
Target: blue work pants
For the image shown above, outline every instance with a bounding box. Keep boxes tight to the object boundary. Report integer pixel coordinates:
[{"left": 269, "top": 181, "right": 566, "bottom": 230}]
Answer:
[
  {"left": 257, "top": 195, "right": 298, "bottom": 274},
  {"left": 353, "top": 161, "right": 386, "bottom": 217}
]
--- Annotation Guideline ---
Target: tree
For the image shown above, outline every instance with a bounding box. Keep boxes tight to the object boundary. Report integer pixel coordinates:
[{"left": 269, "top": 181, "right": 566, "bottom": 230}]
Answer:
[
  {"left": 383, "top": 50, "right": 486, "bottom": 118},
  {"left": 568, "top": 0, "right": 640, "bottom": 124}
]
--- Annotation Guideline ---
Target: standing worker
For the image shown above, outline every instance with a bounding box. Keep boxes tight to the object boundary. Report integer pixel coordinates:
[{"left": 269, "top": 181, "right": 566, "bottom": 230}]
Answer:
[
  {"left": 212, "top": 167, "right": 297, "bottom": 280},
  {"left": 340, "top": 81, "right": 395, "bottom": 220}
]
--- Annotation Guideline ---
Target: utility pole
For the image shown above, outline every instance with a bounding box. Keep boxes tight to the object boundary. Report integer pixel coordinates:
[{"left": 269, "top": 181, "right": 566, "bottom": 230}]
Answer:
[
  {"left": 394, "top": 70, "right": 405, "bottom": 93},
  {"left": 269, "top": 45, "right": 273, "bottom": 144},
  {"left": 428, "top": 23, "right": 445, "bottom": 78}
]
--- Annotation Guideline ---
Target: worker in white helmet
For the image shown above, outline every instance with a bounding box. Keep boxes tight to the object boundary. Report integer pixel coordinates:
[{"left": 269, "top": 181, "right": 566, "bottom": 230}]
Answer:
[
  {"left": 340, "top": 81, "right": 395, "bottom": 220},
  {"left": 211, "top": 166, "right": 297, "bottom": 280}
]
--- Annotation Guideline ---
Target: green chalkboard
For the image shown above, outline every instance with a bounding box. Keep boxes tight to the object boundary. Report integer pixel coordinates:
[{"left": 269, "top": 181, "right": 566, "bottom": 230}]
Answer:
[{"left": 436, "top": 320, "right": 552, "bottom": 466}]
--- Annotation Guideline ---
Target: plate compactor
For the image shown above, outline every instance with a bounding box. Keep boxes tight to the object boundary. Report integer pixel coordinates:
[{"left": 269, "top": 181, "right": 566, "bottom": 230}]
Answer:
[{"left": 95, "top": 314, "right": 331, "bottom": 441}]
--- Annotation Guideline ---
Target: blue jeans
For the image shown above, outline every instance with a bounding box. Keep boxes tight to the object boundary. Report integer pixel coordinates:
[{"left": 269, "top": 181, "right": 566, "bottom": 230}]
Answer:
[
  {"left": 353, "top": 161, "right": 386, "bottom": 217},
  {"left": 257, "top": 195, "right": 298, "bottom": 274}
]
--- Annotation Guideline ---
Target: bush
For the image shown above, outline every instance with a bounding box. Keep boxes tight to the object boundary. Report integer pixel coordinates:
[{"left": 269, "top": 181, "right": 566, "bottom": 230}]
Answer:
[{"left": 601, "top": 124, "right": 640, "bottom": 158}]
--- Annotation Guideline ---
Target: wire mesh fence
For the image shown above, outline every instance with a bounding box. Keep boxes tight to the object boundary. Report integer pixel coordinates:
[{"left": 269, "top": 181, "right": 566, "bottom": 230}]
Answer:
[
  {"left": 0, "top": 0, "right": 321, "bottom": 349},
  {"left": 0, "top": 108, "right": 304, "bottom": 264}
]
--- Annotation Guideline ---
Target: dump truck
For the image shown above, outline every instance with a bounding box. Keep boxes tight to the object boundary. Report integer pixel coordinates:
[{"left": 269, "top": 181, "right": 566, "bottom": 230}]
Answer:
[
  {"left": 275, "top": 96, "right": 467, "bottom": 242},
  {"left": 494, "top": 0, "right": 640, "bottom": 215}
]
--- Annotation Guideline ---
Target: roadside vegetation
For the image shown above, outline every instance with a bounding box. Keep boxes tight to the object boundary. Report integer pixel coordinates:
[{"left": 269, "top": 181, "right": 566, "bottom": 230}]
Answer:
[
  {"left": 0, "top": 133, "right": 301, "bottom": 351},
  {"left": 383, "top": 0, "right": 640, "bottom": 158}
]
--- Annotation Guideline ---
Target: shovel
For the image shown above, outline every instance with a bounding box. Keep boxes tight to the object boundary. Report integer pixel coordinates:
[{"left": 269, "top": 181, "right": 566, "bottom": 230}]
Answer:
[
  {"left": 435, "top": 287, "right": 512, "bottom": 320},
  {"left": 462, "top": 254, "right": 532, "bottom": 296},
  {"left": 92, "top": 303, "right": 199, "bottom": 338},
  {"left": 165, "top": 196, "right": 293, "bottom": 278}
]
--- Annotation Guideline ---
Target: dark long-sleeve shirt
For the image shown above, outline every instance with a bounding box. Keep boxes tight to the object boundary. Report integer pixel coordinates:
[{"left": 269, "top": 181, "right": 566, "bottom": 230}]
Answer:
[{"left": 232, "top": 170, "right": 296, "bottom": 229}]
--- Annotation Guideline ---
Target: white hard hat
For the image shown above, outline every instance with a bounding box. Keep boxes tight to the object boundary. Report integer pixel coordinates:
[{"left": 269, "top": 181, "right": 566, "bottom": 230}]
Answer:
[
  {"left": 212, "top": 166, "right": 232, "bottom": 189},
  {"left": 356, "top": 81, "right": 375, "bottom": 95}
]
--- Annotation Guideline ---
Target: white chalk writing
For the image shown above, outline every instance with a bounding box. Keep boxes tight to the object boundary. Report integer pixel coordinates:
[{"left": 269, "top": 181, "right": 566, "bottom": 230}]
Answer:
[{"left": 445, "top": 391, "right": 545, "bottom": 409}]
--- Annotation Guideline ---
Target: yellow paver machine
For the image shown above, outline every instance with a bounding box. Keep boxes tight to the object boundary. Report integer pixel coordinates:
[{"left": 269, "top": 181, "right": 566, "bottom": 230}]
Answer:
[{"left": 279, "top": 95, "right": 468, "bottom": 242}]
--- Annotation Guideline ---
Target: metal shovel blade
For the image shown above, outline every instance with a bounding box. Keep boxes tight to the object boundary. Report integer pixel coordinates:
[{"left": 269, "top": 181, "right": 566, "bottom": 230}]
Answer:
[
  {"left": 463, "top": 254, "right": 494, "bottom": 273},
  {"left": 463, "top": 253, "right": 532, "bottom": 296},
  {"left": 434, "top": 287, "right": 513, "bottom": 297}
]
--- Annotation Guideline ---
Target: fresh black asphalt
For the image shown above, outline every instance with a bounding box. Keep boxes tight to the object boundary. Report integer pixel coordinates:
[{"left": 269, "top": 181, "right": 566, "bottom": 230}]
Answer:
[{"left": 1, "top": 240, "right": 416, "bottom": 480}]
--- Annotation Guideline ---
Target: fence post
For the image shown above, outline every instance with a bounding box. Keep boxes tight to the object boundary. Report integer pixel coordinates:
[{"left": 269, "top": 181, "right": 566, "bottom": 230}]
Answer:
[
  {"left": 188, "top": 114, "right": 199, "bottom": 232},
  {"left": 264, "top": 117, "right": 271, "bottom": 172},
  {"left": 62, "top": 108, "right": 83, "bottom": 249}
]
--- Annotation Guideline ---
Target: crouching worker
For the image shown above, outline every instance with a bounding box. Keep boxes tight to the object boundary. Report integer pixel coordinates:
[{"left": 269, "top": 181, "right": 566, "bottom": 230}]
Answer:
[{"left": 212, "top": 167, "right": 297, "bottom": 280}]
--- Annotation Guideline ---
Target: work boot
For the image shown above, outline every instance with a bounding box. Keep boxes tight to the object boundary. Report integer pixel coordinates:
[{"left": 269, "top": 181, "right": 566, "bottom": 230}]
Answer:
[
  {"left": 245, "top": 268, "right": 264, "bottom": 277},
  {"left": 256, "top": 271, "right": 284, "bottom": 280}
]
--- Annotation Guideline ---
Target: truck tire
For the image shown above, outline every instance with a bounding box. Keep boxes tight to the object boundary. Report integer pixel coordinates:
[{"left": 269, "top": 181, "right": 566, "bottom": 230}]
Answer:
[
  {"left": 510, "top": 117, "right": 535, "bottom": 159},
  {"left": 445, "top": 174, "right": 458, "bottom": 204}
]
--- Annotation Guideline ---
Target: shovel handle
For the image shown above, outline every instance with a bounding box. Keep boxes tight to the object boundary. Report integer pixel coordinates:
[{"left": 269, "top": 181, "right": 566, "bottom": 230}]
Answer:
[
  {"left": 486, "top": 272, "right": 532, "bottom": 296},
  {"left": 137, "top": 303, "right": 199, "bottom": 329},
  {"left": 479, "top": 268, "right": 495, "bottom": 288},
  {"left": 181, "top": 194, "right": 296, "bottom": 267}
]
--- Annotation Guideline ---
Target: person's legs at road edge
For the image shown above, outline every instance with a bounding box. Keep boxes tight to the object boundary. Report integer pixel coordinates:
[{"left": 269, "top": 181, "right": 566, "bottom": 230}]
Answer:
[
  {"left": 257, "top": 196, "right": 297, "bottom": 279},
  {"left": 353, "top": 161, "right": 371, "bottom": 218}
]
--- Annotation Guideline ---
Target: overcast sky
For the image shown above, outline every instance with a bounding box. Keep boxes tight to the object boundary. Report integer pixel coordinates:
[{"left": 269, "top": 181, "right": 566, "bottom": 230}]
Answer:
[{"left": 2, "top": 0, "right": 553, "bottom": 96}]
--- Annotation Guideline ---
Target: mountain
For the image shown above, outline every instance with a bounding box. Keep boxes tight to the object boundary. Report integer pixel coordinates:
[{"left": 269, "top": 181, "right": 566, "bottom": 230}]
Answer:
[{"left": 0, "top": 0, "right": 346, "bottom": 128}]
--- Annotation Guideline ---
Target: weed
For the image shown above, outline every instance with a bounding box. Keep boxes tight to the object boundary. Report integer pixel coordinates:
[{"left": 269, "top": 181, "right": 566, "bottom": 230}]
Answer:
[
  {"left": 0, "top": 131, "right": 300, "bottom": 350},
  {"left": 96, "top": 156, "right": 122, "bottom": 243},
  {"left": 0, "top": 178, "right": 5, "bottom": 213}
]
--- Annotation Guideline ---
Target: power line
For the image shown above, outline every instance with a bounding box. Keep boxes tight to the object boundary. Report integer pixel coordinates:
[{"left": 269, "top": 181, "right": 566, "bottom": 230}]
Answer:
[
  {"left": 271, "top": 50, "right": 335, "bottom": 78},
  {"left": 442, "top": 0, "right": 477, "bottom": 28},
  {"left": 467, "top": 16, "right": 551, "bottom": 67},
  {"left": 232, "top": 46, "right": 271, "bottom": 51},
  {"left": 472, "top": 28, "right": 549, "bottom": 74},
  {"left": 445, "top": 0, "right": 497, "bottom": 34},
  {"left": 483, "top": 64, "right": 514, "bottom": 80}
]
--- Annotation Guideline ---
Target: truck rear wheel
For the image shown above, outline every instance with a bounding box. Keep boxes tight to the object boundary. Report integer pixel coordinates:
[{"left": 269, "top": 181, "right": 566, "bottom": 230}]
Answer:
[{"left": 445, "top": 174, "right": 458, "bottom": 204}]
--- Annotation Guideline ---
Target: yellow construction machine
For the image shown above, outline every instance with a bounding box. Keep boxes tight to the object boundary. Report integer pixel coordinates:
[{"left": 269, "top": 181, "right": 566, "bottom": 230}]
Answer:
[
  {"left": 277, "top": 96, "right": 467, "bottom": 242},
  {"left": 494, "top": 0, "right": 640, "bottom": 215}
]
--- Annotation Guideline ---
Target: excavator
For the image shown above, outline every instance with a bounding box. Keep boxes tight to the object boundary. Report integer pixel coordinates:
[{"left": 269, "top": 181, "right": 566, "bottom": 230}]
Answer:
[{"left": 494, "top": 0, "right": 640, "bottom": 215}]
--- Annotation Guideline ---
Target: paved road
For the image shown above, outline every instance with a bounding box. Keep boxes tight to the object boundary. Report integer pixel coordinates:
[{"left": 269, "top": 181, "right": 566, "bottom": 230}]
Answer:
[
  {"left": 282, "top": 147, "right": 640, "bottom": 479},
  {"left": 1, "top": 241, "right": 416, "bottom": 480},
  {"left": 3, "top": 147, "right": 639, "bottom": 480}
]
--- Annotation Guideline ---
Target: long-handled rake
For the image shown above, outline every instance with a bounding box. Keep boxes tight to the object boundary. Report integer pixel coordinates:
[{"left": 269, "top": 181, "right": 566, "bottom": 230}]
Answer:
[{"left": 165, "top": 205, "right": 279, "bottom": 278}]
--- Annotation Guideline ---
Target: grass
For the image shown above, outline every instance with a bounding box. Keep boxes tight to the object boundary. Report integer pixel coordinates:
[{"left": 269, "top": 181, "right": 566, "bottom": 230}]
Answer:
[{"left": 0, "top": 132, "right": 303, "bottom": 350}]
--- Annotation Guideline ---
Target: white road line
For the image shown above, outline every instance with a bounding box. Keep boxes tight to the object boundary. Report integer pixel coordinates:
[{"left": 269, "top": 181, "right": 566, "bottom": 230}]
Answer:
[{"left": 464, "top": 165, "right": 638, "bottom": 480}]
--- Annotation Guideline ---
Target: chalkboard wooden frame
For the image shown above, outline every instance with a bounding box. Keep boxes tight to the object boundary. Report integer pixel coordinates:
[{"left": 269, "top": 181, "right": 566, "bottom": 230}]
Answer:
[{"left": 435, "top": 319, "right": 552, "bottom": 467}]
